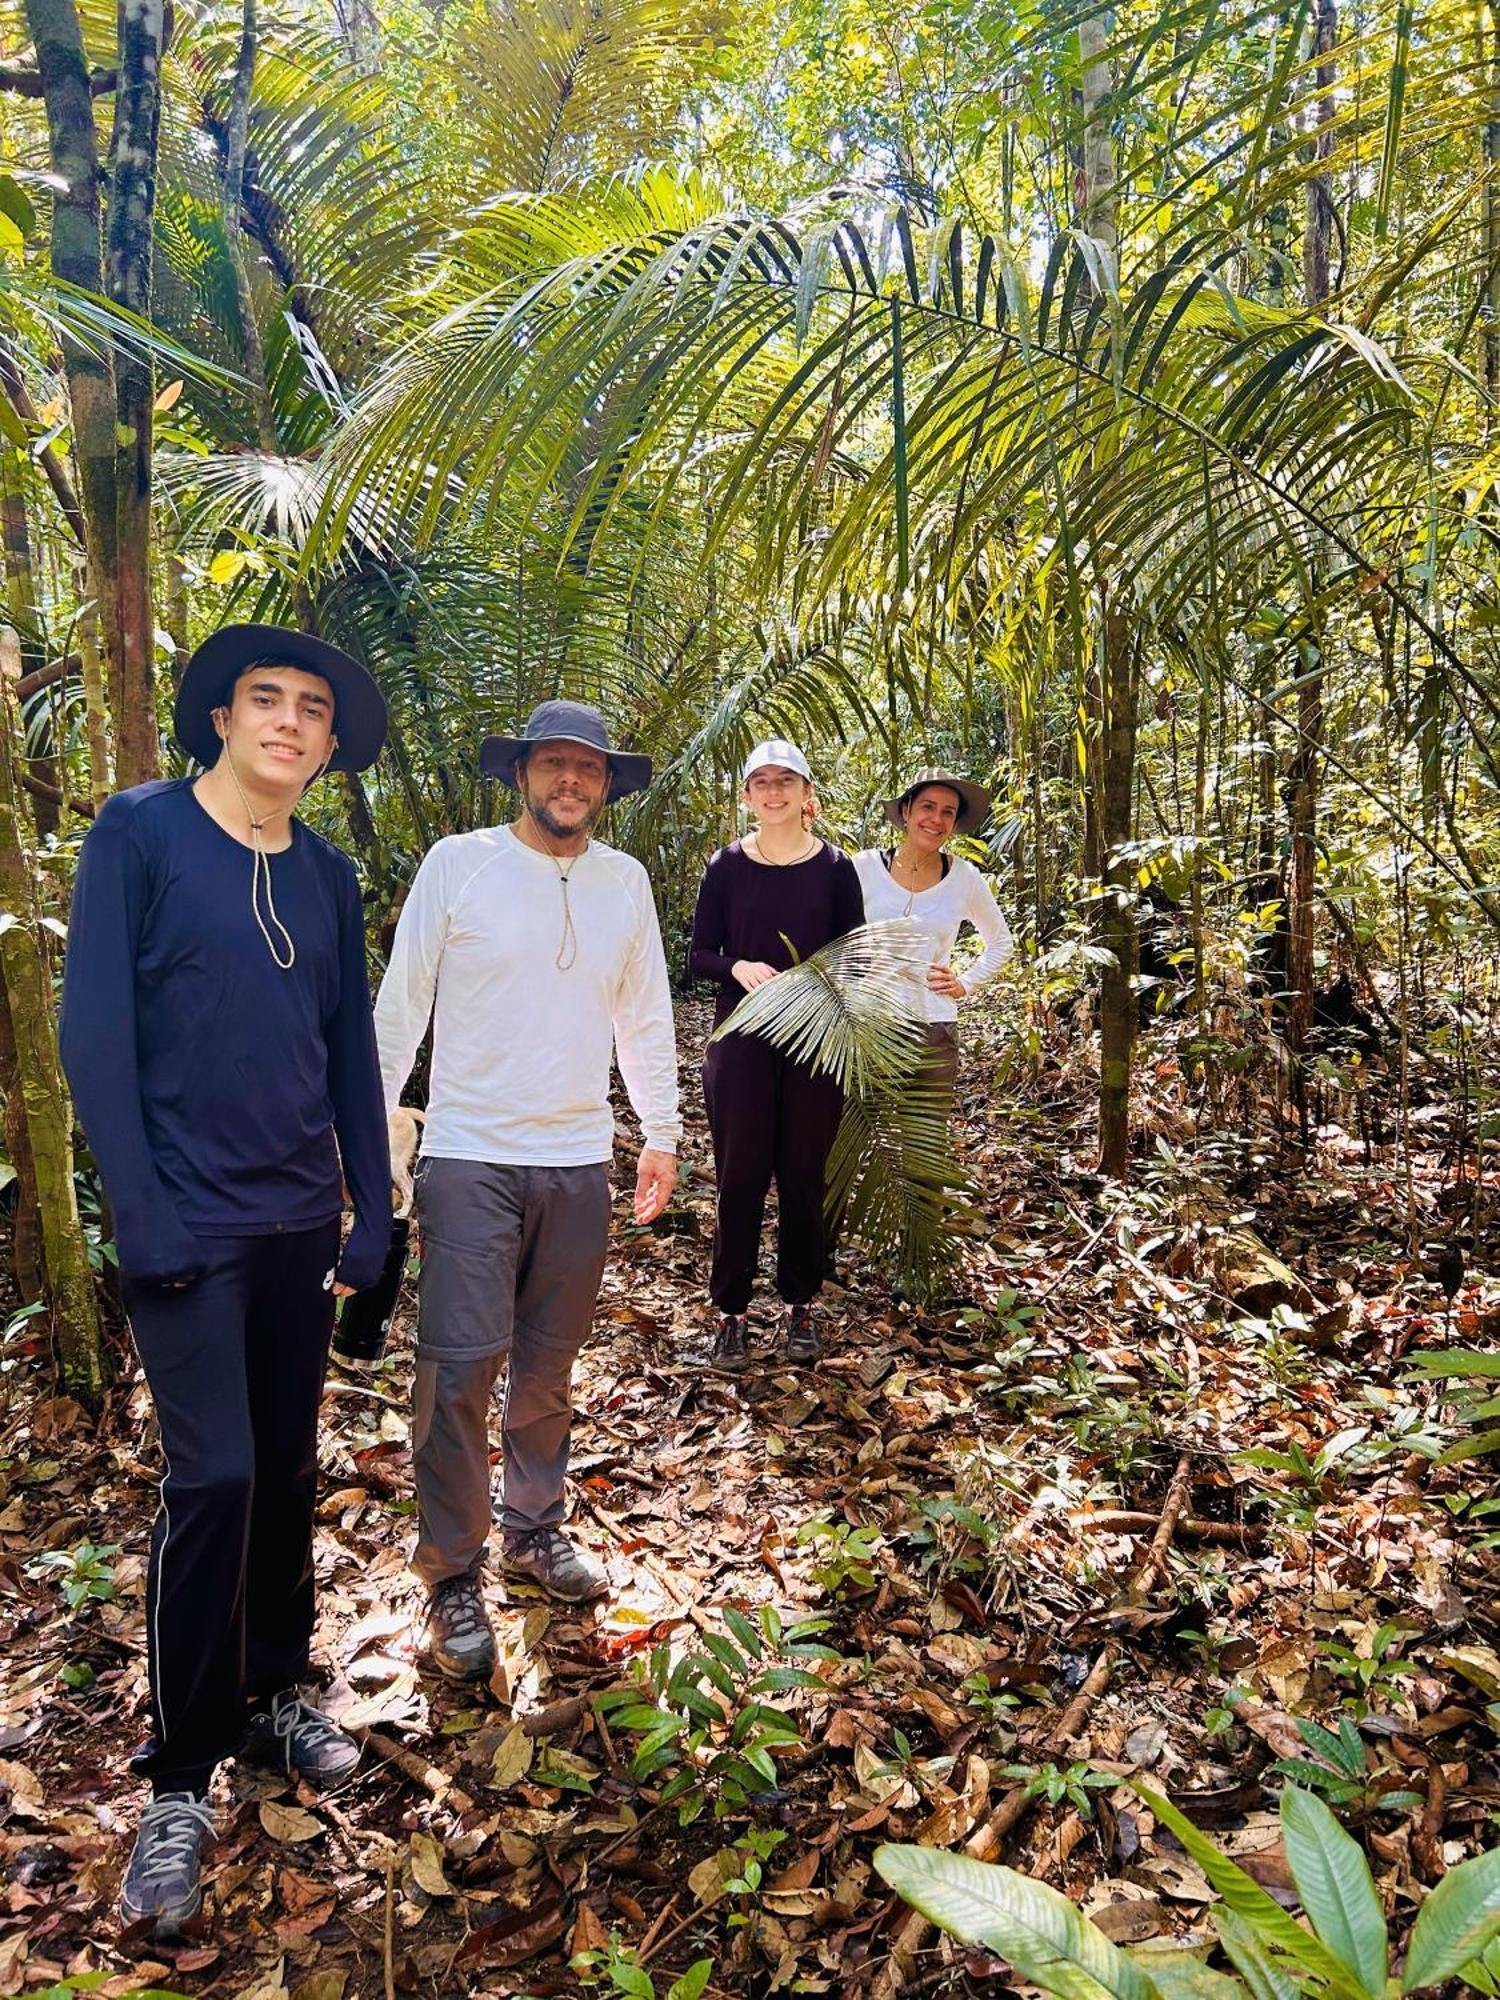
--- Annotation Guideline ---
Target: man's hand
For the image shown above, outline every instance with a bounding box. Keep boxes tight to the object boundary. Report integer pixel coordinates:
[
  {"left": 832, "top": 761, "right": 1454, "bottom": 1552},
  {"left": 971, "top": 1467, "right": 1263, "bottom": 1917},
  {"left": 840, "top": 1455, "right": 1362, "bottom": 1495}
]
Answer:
[
  {"left": 733, "top": 959, "right": 779, "bottom": 992},
  {"left": 926, "top": 964, "right": 967, "bottom": 1000},
  {"left": 633, "top": 1147, "right": 678, "bottom": 1224}
]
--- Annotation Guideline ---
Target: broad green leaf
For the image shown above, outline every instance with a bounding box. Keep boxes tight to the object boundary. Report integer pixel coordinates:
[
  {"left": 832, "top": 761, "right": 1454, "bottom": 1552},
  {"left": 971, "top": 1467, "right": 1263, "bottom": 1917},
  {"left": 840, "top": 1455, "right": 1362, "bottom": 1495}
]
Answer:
[
  {"left": 1407, "top": 1352, "right": 1500, "bottom": 1379},
  {"left": 1404, "top": 1844, "right": 1500, "bottom": 1990},
  {"left": 1133, "top": 1786, "right": 1356, "bottom": 1992},
  {"left": 1128, "top": 1946, "right": 1246, "bottom": 2000},
  {"left": 666, "top": 1963, "right": 713, "bottom": 2000},
  {"left": 1214, "top": 1910, "right": 1300, "bottom": 2000},
  {"left": 874, "top": 1845, "right": 1160, "bottom": 2000},
  {"left": 1279, "top": 1787, "right": 1386, "bottom": 2000}
]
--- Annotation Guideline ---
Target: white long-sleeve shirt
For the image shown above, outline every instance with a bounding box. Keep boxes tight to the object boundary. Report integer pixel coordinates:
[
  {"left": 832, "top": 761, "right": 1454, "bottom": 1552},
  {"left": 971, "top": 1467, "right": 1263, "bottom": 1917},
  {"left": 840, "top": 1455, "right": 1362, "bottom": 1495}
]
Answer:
[
  {"left": 375, "top": 824, "right": 681, "bottom": 1166},
  {"left": 852, "top": 848, "right": 1014, "bottom": 1024}
]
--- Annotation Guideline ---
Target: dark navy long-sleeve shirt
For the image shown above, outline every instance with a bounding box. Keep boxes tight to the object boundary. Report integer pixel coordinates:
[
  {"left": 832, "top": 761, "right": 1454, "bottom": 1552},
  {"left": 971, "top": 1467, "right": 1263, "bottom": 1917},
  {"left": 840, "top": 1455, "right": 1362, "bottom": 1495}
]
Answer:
[{"left": 59, "top": 779, "right": 390, "bottom": 1292}]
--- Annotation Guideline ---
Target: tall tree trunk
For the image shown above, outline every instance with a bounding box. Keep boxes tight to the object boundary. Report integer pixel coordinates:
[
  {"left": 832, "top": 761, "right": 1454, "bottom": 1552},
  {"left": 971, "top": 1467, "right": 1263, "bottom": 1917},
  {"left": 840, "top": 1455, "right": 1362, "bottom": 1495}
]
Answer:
[
  {"left": 1077, "top": 5, "right": 1138, "bottom": 1179},
  {"left": 1485, "top": 1, "right": 1500, "bottom": 414},
  {"left": 104, "top": 0, "right": 167, "bottom": 789},
  {"left": 0, "top": 952, "right": 44, "bottom": 1304},
  {"left": 21, "top": 0, "right": 121, "bottom": 739},
  {"left": 223, "top": 0, "right": 280, "bottom": 454},
  {"left": 0, "top": 626, "right": 104, "bottom": 1403},
  {"left": 1287, "top": 0, "right": 1337, "bottom": 1060},
  {"left": 77, "top": 567, "right": 112, "bottom": 810}
]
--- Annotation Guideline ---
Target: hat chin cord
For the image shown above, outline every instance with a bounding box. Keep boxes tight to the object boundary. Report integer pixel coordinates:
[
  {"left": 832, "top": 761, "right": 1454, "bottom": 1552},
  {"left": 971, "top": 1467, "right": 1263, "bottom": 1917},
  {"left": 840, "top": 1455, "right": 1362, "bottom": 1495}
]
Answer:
[{"left": 216, "top": 728, "right": 337, "bottom": 970}]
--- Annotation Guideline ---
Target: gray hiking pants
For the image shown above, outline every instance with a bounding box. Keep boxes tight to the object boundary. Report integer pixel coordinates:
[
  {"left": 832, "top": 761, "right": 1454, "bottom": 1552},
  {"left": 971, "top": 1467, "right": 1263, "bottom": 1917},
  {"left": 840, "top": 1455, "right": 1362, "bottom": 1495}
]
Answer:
[{"left": 410, "top": 1157, "right": 611, "bottom": 1587}]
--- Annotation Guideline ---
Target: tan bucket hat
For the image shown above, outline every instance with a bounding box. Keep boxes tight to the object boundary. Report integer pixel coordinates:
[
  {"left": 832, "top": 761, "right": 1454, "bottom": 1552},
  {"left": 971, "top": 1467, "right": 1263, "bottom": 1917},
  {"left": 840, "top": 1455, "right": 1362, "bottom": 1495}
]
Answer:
[{"left": 883, "top": 767, "right": 992, "bottom": 835}]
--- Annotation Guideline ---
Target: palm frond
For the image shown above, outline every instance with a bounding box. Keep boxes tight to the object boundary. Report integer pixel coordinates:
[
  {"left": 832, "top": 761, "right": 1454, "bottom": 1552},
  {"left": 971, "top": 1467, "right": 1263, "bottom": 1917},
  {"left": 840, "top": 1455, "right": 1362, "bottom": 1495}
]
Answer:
[{"left": 713, "top": 920, "right": 974, "bottom": 1296}]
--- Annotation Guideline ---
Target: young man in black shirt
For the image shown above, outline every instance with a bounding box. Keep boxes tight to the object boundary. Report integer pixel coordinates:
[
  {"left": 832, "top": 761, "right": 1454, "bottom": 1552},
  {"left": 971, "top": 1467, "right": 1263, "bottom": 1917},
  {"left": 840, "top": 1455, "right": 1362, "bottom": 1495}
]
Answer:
[{"left": 60, "top": 626, "right": 391, "bottom": 1941}]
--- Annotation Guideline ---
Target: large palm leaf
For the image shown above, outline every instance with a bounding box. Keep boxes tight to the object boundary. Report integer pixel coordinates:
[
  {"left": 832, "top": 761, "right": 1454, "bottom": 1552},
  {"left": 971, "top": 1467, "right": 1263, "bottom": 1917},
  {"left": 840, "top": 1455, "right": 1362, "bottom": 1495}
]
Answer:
[{"left": 713, "top": 919, "right": 975, "bottom": 1298}]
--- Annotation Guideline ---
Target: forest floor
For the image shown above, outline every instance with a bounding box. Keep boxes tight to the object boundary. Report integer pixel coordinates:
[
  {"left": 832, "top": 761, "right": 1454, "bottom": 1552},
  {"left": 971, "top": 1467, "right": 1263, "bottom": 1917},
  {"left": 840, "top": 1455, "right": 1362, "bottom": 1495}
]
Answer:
[{"left": 2, "top": 994, "right": 1499, "bottom": 2000}]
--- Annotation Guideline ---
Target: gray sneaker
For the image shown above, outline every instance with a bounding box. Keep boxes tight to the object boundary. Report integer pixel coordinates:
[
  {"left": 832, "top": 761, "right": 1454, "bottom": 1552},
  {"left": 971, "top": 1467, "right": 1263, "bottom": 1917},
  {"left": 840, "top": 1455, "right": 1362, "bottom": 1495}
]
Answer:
[
  {"left": 119, "top": 1791, "right": 215, "bottom": 1940},
  {"left": 425, "top": 1572, "right": 497, "bottom": 1681},
  {"left": 243, "top": 1688, "right": 361, "bottom": 1790},
  {"left": 501, "top": 1527, "right": 609, "bottom": 1604}
]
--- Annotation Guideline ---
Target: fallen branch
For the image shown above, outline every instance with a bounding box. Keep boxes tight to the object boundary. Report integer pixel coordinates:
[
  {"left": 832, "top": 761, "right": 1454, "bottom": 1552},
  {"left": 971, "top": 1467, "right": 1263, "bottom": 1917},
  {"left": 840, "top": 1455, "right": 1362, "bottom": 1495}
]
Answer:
[
  {"left": 872, "top": 1454, "right": 1195, "bottom": 1996},
  {"left": 1069, "top": 1509, "right": 1262, "bottom": 1549},
  {"left": 353, "top": 1726, "right": 475, "bottom": 1814}
]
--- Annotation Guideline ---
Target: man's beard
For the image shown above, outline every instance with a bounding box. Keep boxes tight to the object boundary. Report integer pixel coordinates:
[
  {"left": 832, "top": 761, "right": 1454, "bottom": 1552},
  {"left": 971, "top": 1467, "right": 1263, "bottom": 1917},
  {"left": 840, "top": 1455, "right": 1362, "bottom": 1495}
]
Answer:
[{"left": 524, "top": 786, "right": 603, "bottom": 841}]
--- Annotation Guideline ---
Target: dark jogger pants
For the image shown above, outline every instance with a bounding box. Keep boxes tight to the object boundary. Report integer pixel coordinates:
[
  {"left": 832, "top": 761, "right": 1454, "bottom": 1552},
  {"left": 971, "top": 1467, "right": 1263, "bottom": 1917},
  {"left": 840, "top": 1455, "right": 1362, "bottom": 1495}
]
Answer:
[
  {"left": 123, "top": 1221, "right": 341, "bottom": 1794},
  {"left": 703, "top": 1031, "right": 843, "bottom": 1314}
]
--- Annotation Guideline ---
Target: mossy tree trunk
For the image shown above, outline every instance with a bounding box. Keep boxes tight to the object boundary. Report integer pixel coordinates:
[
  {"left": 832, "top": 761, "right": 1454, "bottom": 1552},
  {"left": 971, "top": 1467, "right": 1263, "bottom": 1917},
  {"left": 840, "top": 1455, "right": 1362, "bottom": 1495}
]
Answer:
[{"left": 0, "top": 626, "right": 104, "bottom": 1404}]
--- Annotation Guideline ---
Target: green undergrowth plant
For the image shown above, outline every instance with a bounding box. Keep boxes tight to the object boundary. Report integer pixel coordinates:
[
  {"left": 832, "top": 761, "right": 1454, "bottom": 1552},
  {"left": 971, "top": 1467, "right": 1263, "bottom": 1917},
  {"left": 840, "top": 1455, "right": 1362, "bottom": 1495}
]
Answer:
[
  {"left": 876, "top": 1781, "right": 1500, "bottom": 2000},
  {"left": 593, "top": 1606, "right": 841, "bottom": 1823},
  {"left": 569, "top": 1935, "right": 713, "bottom": 2000},
  {"left": 1270, "top": 1715, "right": 1423, "bottom": 1817},
  {"left": 795, "top": 1512, "right": 882, "bottom": 1596},
  {"left": 32, "top": 1540, "right": 120, "bottom": 1613},
  {"left": 1406, "top": 1350, "right": 1500, "bottom": 1470}
]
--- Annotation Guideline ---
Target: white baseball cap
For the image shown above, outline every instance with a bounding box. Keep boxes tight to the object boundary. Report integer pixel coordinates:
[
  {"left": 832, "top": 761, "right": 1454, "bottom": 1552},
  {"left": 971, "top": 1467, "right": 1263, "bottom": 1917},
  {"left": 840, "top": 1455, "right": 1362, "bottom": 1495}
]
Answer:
[{"left": 742, "top": 738, "right": 812, "bottom": 785}]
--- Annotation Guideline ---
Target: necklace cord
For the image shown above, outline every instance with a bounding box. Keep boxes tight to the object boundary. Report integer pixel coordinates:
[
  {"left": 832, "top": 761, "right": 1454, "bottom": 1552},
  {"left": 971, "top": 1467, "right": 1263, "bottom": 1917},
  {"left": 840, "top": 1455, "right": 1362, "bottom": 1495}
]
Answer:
[
  {"left": 525, "top": 803, "right": 583, "bottom": 971},
  {"left": 221, "top": 740, "right": 299, "bottom": 969}
]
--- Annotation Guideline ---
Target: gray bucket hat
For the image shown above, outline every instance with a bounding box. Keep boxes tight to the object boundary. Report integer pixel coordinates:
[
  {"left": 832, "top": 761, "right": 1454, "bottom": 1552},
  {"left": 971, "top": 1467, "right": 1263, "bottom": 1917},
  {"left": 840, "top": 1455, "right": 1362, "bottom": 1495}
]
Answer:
[
  {"left": 883, "top": 767, "right": 992, "bottom": 834},
  {"left": 480, "top": 699, "right": 652, "bottom": 802}
]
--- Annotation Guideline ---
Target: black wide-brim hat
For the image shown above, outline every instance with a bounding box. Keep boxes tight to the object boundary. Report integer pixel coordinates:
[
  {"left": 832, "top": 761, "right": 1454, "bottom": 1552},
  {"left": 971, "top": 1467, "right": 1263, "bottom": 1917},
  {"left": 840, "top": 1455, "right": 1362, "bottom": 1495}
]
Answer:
[
  {"left": 480, "top": 698, "right": 652, "bottom": 802},
  {"left": 883, "top": 767, "right": 992, "bottom": 834},
  {"left": 175, "top": 624, "right": 388, "bottom": 774}
]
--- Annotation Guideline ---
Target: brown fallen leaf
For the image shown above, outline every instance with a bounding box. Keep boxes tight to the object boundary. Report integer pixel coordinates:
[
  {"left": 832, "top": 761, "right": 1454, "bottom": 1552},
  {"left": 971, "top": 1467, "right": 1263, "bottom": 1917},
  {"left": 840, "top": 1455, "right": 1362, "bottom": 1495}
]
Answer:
[
  {"left": 455, "top": 1899, "right": 565, "bottom": 1970},
  {"left": 259, "top": 1800, "right": 325, "bottom": 1845},
  {"left": 290, "top": 1974, "right": 347, "bottom": 2000},
  {"left": 408, "top": 1830, "right": 454, "bottom": 1898},
  {"left": 571, "top": 1902, "right": 610, "bottom": 1958},
  {"left": 1090, "top": 1894, "right": 1167, "bottom": 1943}
]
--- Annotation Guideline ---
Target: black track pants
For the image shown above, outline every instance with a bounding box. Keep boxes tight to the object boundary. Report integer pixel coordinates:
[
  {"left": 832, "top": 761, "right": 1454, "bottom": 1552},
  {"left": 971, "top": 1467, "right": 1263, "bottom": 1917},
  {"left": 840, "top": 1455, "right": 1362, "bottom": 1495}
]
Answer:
[
  {"left": 123, "top": 1221, "right": 341, "bottom": 1794},
  {"left": 703, "top": 1032, "right": 843, "bottom": 1315}
]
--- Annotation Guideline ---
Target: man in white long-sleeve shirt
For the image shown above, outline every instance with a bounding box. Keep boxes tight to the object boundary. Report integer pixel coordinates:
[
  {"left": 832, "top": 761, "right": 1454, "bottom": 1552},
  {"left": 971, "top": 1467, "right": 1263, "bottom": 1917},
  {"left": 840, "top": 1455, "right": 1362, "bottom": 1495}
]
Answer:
[{"left": 374, "top": 701, "right": 680, "bottom": 1674}]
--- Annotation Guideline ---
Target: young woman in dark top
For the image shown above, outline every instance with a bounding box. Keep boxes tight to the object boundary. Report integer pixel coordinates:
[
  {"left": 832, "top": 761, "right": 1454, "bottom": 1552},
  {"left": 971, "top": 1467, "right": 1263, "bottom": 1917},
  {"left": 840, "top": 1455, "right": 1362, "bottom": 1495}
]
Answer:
[{"left": 689, "top": 739, "right": 864, "bottom": 1372}]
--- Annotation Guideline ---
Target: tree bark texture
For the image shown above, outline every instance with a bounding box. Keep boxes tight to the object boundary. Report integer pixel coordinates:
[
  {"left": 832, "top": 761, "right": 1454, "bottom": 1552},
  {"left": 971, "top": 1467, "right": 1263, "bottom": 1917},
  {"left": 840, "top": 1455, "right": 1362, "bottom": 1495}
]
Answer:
[
  {"left": 223, "top": 0, "right": 280, "bottom": 454},
  {"left": 20, "top": 0, "right": 121, "bottom": 717},
  {"left": 0, "top": 957, "right": 45, "bottom": 1304},
  {"left": 1076, "top": 6, "right": 1137, "bottom": 1179},
  {"left": 104, "top": 0, "right": 167, "bottom": 789},
  {"left": 0, "top": 626, "right": 105, "bottom": 1403},
  {"left": 1287, "top": 0, "right": 1336, "bottom": 1057},
  {"left": 1485, "top": 2, "right": 1500, "bottom": 413}
]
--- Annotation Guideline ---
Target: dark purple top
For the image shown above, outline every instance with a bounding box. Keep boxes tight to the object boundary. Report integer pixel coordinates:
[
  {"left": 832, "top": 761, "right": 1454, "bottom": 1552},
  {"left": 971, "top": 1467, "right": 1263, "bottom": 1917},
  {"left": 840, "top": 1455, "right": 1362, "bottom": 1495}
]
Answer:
[{"left": 689, "top": 840, "right": 865, "bottom": 1025}]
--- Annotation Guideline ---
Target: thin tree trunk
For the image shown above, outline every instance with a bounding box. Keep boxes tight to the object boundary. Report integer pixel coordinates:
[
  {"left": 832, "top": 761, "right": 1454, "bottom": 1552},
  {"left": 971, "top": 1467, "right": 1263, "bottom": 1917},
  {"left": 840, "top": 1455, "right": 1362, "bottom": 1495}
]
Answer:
[
  {"left": 0, "top": 626, "right": 104, "bottom": 1403},
  {"left": 1077, "top": 5, "right": 1138, "bottom": 1179},
  {"left": 77, "top": 571, "right": 112, "bottom": 811},
  {"left": 104, "top": 0, "right": 167, "bottom": 789},
  {"left": 1287, "top": 0, "right": 1337, "bottom": 1060},
  {"left": 20, "top": 0, "right": 121, "bottom": 736},
  {"left": 0, "top": 950, "right": 44, "bottom": 1304},
  {"left": 1485, "top": 1, "right": 1500, "bottom": 414},
  {"left": 223, "top": 0, "right": 280, "bottom": 454}
]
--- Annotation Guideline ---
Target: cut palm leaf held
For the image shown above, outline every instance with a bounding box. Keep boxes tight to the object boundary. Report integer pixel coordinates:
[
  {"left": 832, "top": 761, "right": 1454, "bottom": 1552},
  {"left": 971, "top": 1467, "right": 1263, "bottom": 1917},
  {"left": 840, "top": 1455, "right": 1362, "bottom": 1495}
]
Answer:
[{"left": 712, "top": 919, "right": 975, "bottom": 1301}]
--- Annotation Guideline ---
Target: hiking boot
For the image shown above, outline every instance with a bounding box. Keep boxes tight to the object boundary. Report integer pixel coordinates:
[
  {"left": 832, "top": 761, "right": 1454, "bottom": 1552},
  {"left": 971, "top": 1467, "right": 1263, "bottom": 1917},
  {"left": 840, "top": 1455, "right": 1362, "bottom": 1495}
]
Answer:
[
  {"left": 424, "top": 1572, "right": 497, "bottom": 1681},
  {"left": 243, "top": 1687, "right": 361, "bottom": 1790},
  {"left": 708, "top": 1312, "right": 748, "bottom": 1374},
  {"left": 785, "top": 1303, "right": 822, "bottom": 1364},
  {"left": 501, "top": 1527, "right": 609, "bottom": 1605},
  {"left": 119, "top": 1790, "right": 215, "bottom": 1941}
]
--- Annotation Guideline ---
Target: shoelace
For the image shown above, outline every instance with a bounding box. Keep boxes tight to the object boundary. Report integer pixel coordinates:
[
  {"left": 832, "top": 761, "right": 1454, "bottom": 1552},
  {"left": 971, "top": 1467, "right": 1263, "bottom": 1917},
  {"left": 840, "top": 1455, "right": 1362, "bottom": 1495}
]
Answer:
[
  {"left": 436, "top": 1577, "right": 489, "bottom": 1639},
  {"left": 268, "top": 1693, "right": 344, "bottom": 1770},
  {"left": 135, "top": 1793, "right": 215, "bottom": 1886}
]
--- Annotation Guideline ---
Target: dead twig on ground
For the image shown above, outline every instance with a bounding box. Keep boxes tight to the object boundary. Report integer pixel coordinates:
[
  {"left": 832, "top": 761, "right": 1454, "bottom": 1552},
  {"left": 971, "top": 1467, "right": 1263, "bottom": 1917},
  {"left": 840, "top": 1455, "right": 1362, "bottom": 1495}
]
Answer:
[{"left": 871, "top": 1453, "right": 1196, "bottom": 1997}]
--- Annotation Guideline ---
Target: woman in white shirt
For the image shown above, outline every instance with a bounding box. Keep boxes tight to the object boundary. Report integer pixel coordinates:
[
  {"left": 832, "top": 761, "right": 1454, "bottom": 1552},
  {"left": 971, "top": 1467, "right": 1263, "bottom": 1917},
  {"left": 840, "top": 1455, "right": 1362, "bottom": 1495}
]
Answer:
[{"left": 853, "top": 767, "right": 1013, "bottom": 1106}]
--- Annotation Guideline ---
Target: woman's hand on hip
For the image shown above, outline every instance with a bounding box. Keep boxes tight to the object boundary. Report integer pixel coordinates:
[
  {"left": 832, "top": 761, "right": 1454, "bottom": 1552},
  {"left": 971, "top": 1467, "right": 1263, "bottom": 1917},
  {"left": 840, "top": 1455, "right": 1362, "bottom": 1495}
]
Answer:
[
  {"left": 926, "top": 964, "right": 967, "bottom": 1000},
  {"left": 733, "top": 959, "right": 780, "bottom": 991}
]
